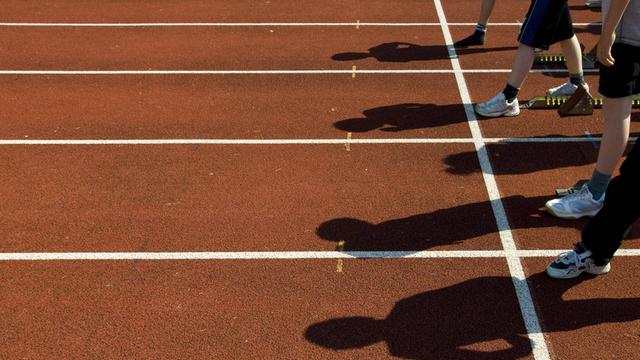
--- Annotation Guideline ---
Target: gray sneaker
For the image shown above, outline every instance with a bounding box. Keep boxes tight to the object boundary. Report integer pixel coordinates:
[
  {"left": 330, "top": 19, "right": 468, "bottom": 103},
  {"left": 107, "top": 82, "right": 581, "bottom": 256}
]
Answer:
[{"left": 475, "top": 92, "right": 520, "bottom": 118}]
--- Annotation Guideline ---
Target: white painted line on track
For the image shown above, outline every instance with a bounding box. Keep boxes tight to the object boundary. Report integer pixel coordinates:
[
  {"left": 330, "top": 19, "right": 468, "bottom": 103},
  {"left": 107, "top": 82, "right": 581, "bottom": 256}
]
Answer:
[
  {"left": 434, "top": 1, "right": 551, "bottom": 359},
  {"left": 0, "top": 138, "right": 473, "bottom": 145},
  {"left": 0, "top": 137, "right": 636, "bottom": 145},
  {"left": 0, "top": 22, "right": 600, "bottom": 27},
  {"left": 0, "top": 249, "right": 638, "bottom": 261},
  {"left": 0, "top": 69, "right": 599, "bottom": 75}
]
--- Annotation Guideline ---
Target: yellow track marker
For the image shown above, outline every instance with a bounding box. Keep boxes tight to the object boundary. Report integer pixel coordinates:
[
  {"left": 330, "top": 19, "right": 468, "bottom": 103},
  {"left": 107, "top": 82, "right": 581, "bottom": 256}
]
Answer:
[
  {"left": 345, "top": 132, "right": 352, "bottom": 151},
  {"left": 356, "top": 20, "right": 360, "bottom": 29},
  {"left": 351, "top": 65, "right": 357, "bottom": 79},
  {"left": 336, "top": 240, "right": 345, "bottom": 273}
]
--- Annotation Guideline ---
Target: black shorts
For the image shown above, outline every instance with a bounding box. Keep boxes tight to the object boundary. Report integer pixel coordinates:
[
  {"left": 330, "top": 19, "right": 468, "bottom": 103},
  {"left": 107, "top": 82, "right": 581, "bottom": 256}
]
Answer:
[
  {"left": 518, "top": 0, "right": 574, "bottom": 50},
  {"left": 599, "top": 43, "right": 640, "bottom": 98}
]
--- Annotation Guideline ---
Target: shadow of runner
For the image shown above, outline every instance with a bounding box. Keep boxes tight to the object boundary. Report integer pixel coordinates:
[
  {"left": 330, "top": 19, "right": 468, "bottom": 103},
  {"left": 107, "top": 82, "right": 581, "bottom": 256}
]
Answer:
[
  {"left": 334, "top": 103, "right": 467, "bottom": 133},
  {"left": 444, "top": 142, "right": 599, "bottom": 175},
  {"left": 332, "top": 42, "right": 516, "bottom": 63},
  {"left": 317, "top": 195, "right": 586, "bottom": 252},
  {"left": 527, "top": 272, "right": 640, "bottom": 333},
  {"left": 305, "top": 276, "right": 532, "bottom": 359},
  {"left": 305, "top": 274, "right": 640, "bottom": 359},
  {"left": 445, "top": 141, "right": 638, "bottom": 175}
]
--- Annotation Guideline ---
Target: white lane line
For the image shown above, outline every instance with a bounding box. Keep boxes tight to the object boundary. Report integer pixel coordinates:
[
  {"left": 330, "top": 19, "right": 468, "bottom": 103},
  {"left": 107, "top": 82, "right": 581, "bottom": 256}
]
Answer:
[
  {"left": 519, "top": 249, "right": 640, "bottom": 257},
  {"left": 0, "top": 138, "right": 474, "bottom": 145},
  {"left": 434, "top": 1, "right": 551, "bottom": 359},
  {"left": 0, "top": 249, "right": 638, "bottom": 261},
  {"left": 0, "top": 69, "right": 600, "bottom": 75},
  {"left": 584, "top": 130, "right": 600, "bottom": 149},
  {"left": 0, "top": 137, "right": 610, "bottom": 145},
  {"left": 0, "top": 22, "right": 600, "bottom": 27},
  {"left": 0, "top": 137, "right": 636, "bottom": 145}
]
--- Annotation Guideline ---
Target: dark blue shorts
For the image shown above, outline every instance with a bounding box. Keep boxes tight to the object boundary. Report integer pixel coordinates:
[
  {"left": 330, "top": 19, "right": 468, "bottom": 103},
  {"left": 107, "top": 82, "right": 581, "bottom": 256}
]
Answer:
[{"left": 518, "top": 0, "right": 574, "bottom": 50}]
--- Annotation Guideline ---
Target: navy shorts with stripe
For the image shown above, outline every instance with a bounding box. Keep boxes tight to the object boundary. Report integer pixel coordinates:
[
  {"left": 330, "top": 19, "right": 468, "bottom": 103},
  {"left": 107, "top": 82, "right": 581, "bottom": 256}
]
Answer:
[{"left": 518, "top": 0, "right": 574, "bottom": 50}]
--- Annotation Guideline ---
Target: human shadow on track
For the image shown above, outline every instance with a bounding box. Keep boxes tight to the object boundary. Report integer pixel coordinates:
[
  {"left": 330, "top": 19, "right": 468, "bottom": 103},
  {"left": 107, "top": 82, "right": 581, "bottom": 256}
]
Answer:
[
  {"left": 445, "top": 141, "right": 600, "bottom": 175},
  {"left": 445, "top": 140, "right": 639, "bottom": 175},
  {"left": 334, "top": 103, "right": 467, "bottom": 133},
  {"left": 317, "top": 195, "right": 590, "bottom": 252},
  {"left": 332, "top": 42, "right": 517, "bottom": 63},
  {"left": 305, "top": 274, "right": 640, "bottom": 359}
]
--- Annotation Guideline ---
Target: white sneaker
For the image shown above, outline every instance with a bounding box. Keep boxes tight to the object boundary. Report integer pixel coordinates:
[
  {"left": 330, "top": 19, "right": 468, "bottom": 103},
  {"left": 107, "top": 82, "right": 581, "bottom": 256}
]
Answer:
[
  {"left": 546, "top": 246, "right": 610, "bottom": 279},
  {"left": 545, "top": 183, "right": 604, "bottom": 219},
  {"left": 474, "top": 92, "right": 520, "bottom": 118},
  {"left": 546, "top": 81, "right": 589, "bottom": 97}
]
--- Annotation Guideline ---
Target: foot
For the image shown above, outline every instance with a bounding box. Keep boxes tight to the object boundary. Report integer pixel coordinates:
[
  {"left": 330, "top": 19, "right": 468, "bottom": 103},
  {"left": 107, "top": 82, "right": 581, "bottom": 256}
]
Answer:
[
  {"left": 474, "top": 92, "right": 520, "bottom": 118},
  {"left": 454, "top": 30, "right": 485, "bottom": 47},
  {"left": 545, "top": 183, "right": 604, "bottom": 219},
  {"left": 546, "top": 243, "right": 610, "bottom": 279},
  {"left": 546, "top": 81, "right": 590, "bottom": 97}
]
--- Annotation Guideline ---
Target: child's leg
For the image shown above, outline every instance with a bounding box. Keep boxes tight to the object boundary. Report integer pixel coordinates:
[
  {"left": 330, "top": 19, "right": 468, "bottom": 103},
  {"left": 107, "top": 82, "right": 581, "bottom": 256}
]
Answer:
[
  {"left": 583, "top": 96, "right": 633, "bottom": 199},
  {"left": 595, "top": 96, "right": 632, "bottom": 176},
  {"left": 474, "top": 42, "right": 534, "bottom": 117},
  {"left": 506, "top": 44, "right": 536, "bottom": 90},
  {"left": 477, "top": 0, "right": 496, "bottom": 26},
  {"left": 559, "top": 35, "right": 585, "bottom": 84},
  {"left": 585, "top": 42, "right": 637, "bottom": 199},
  {"left": 454, "top": 0, "right": 496, "bottom": 47}
]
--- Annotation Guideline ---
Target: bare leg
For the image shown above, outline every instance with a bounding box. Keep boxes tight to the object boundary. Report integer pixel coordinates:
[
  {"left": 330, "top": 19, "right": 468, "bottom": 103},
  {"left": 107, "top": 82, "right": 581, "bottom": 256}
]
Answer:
[
  {"left": 478, "top": 0, "right": 497, "bottom": 26},
  {"left": 506, "top": 44, "right": 536, "bottom": 88},
  {"left": 559, "top": 35, "right": 583, "bottom": 76},
  {"left": 595, "top": 96, "right": 632, "bottom": 176}
]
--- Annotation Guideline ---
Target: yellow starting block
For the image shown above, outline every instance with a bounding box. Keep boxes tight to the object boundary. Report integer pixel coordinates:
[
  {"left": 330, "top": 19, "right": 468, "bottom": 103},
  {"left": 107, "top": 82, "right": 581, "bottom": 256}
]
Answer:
[
  {"left": 534, "top": 44, "right": 598, "bottom": 69},
  {"left": 522, "top": 94, "right": 640, "bottom": 110},
  {"left": 522, "top": 83, "right": 640, "bottom": 117}
]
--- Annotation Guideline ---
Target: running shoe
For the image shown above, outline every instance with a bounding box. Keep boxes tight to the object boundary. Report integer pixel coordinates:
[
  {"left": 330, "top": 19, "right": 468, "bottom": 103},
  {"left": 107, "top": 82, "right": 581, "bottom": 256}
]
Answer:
[
  {"left": 474, "top": 92, "right": 520, "bottom": 118},
  {"left": 545, "top": 183, "right": 604, "bottom": 219},
  {"left": 546, "top": 243, "right": 610, "bottom": 279},
  {"left": 546, "top": 81, "right": 589, "bottom": 97}
]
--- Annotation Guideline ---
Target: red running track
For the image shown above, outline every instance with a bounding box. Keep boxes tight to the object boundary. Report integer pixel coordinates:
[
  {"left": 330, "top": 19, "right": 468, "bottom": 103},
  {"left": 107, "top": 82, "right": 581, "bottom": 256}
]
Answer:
[{"left": 2, "top": 1, "right": 639, "bottom": 359}]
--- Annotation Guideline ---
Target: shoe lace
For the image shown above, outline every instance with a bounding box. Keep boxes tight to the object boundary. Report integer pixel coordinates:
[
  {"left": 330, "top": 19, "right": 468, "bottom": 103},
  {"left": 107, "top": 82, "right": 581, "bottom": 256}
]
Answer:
[
  {"left": 563, "top": 185, "right": 591, "bottom": 202},
  {"left": 556, "top": 250, "right": 581, "bottom": 267}
]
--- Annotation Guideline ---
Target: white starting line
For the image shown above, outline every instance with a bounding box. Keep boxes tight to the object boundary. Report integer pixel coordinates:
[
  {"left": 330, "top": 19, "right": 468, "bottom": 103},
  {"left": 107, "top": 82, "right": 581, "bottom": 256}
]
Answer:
[
  {"left": 0, "top": 249, "right": 638, "bottom": 261},
  {"left": 0, "top": 69, "right": 600, "bottom": 75},
  {"left": 0, "top": 137, "right": 638, "bottom": 145},
  {"left": 0, "top": 22, "right": 601, "bottom": 27}
]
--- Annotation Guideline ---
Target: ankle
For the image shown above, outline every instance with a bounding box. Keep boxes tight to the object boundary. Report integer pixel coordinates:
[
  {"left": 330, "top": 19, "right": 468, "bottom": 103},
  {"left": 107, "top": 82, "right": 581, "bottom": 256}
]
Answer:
[{"left": 502, "top": 84, "right": 520, "bottom": 102}]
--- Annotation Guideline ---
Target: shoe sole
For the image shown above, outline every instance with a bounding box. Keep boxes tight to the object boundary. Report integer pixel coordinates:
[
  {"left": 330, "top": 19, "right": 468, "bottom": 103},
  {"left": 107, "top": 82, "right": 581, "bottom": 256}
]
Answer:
[
  {"left": 546, "top": 263, "right": 611, "bottom": 279},
  {"left": 546, "top": 267, "right": 582, "bottom": 279},
  {"left": 544, "top": 203, "right": 601, "bottom": 219},
  {"left": 587, "top": 263, "right": 611, "bottom": 275},
  {"left": 474, "top": 107, "right": 520, "bottom": 118}
]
